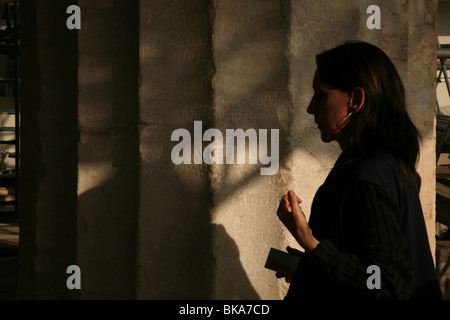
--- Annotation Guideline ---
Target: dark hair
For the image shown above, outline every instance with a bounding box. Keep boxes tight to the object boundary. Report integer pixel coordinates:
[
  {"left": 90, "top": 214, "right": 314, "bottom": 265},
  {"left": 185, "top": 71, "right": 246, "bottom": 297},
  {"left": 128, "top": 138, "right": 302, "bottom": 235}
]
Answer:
[{"left": 315, "top": 41, "right": 422, "bottom": 190}]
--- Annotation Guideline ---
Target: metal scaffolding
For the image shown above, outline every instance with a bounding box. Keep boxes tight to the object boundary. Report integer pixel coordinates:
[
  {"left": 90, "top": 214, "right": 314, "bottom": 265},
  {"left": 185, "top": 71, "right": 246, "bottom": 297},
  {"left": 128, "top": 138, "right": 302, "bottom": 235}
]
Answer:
[
  {"left": 0, "top": 0, "right": 19, "bottom": 222},
  {"left": 436, "top": 39, "right": 450, "bottom": 162}
]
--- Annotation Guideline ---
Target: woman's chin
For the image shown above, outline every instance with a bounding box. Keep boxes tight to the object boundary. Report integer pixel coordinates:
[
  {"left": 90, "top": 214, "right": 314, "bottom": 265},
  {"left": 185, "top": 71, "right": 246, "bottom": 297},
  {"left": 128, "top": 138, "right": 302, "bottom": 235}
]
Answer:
[{"left": 320, "top": 133, "right": 333, "bottom": 143}]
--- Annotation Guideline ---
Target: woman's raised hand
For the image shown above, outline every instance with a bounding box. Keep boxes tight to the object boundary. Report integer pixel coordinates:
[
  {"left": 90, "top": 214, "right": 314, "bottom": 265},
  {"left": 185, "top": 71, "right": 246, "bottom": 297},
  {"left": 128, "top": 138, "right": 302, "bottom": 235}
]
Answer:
[{"left": 276, "top": 190, "right": 319, "bottom": 252}]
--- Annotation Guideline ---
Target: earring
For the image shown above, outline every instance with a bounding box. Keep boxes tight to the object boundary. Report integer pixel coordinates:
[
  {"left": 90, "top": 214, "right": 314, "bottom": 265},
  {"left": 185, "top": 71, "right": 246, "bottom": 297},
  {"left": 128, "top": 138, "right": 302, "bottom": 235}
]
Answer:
[{"left": 347, "top": 112, "right": 353, "bottom": 124}]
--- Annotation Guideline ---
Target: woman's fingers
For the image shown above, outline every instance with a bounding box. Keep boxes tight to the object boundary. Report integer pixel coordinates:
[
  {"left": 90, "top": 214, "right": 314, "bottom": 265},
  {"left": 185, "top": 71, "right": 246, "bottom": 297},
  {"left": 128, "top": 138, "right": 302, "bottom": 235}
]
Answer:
[
  {"left": 286, "top": 245, "right": 303, "bottom": 256},
  {"left": 283, "top": 195, "right": 291, "bottom": 213},
  {"left": 288, "top": 190, "right": 303, "bottom": 215},
  {"left": 279, "top": 192, "right": 302, "bottom": 214},
  {"left": 275, "top": 271, "right": 293, "bottom": 283}
]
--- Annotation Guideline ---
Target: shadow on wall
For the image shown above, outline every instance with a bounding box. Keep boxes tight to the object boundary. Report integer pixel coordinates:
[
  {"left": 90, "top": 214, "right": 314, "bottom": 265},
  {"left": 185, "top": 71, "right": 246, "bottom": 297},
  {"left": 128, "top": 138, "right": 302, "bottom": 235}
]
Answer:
[
  {"left": 77, "top": 130, "right": 139, "bottom": 299},
  {"left": 211, "top": 224, "right": 260, "bottom": 299},
  {"left": 75, "top": 99, "right": 259, "bottom": 299},
  {"left": 77, "top": 169, "right": 260, "bottom": 299},
  {"left": 132, "top": 153, "right": 261, "bottom": 299}
]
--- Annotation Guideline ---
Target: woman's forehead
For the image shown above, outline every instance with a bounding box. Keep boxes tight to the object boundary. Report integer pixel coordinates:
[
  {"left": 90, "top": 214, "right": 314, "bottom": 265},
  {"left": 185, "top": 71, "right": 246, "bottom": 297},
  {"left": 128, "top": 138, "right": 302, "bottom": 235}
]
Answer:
[
  {"left": 312, "top": 70, "right": 321, "bottom": 87},
  {"left": 312, "top": 70, "right": 330, "bottom": 89}
]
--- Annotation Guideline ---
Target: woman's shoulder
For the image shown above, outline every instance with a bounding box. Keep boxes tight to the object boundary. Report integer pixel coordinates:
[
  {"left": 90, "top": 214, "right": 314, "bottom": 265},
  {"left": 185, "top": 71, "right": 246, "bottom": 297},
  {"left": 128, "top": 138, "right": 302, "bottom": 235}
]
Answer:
[
  {"left": 333, "top": 146, "right": 411, "bottom": 212},
  {"left": 338, "top": 146, "right": 405, "bottom": 191},
  {"left": 337, "top": 146, "right": 398, "bottom": 173},
  {"left": 358, "top": 147, "right": 398, "bottom": 172}
]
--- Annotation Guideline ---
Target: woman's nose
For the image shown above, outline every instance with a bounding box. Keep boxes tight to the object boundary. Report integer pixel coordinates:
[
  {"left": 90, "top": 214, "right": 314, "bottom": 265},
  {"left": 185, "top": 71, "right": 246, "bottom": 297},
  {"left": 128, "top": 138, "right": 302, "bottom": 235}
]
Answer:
[{"left": 307, "top": 100, "right": 315, "bottom": 115}]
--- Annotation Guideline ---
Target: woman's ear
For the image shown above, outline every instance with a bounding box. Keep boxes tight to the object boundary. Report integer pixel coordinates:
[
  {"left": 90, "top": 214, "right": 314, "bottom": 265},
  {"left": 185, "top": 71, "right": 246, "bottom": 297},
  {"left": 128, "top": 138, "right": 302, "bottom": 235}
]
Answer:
[{"left": 349, "top": 87, "right": 365, "bottom": 113}]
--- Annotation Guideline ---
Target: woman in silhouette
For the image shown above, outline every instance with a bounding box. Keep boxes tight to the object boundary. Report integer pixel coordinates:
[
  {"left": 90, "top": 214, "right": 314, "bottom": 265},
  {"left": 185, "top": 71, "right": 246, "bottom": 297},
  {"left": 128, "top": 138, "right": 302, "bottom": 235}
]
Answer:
[{"left": 277, "top": 41, "right": 442, "bottom": 300}]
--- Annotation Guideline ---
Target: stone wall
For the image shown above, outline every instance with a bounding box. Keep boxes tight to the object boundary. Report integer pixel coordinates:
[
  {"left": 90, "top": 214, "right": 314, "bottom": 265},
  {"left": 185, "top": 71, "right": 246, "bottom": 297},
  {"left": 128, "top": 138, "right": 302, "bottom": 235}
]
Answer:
[
  {"left": 18, "top": 0, "right": 438, "bottom": 299},
  {"left": 137, "top": 0, "right": 215, "bottom": 299},
  {"left": 77, "top": 0, "right": 139, "bottom": 299}
]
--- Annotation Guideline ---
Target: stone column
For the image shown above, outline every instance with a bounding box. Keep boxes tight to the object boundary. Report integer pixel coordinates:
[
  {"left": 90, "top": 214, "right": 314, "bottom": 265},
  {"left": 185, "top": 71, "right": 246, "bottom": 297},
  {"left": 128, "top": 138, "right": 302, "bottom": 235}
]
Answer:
[
  {"left": 137, "top": 0, "right": 215, "bottom": 299},
  {"left": 76, "top": 0, "right": 139, "bottom": 299},
  {"left": 209, "top": 0, "right": 293, "bottom": 299}
]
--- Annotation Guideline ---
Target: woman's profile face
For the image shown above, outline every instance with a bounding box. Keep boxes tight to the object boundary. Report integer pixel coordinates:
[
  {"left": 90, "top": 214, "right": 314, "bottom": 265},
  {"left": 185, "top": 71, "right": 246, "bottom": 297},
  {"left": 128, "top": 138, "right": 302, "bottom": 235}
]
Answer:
[{"left": 307, "top": 70, "right": 352, "bottom": 144}]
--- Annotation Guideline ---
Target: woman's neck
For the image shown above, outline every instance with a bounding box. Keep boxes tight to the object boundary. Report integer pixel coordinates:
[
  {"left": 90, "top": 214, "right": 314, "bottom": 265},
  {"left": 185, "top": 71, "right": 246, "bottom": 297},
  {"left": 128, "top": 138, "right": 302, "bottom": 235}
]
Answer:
[{"left": 337, "top": 133, "right": 352, "bottom": 151}]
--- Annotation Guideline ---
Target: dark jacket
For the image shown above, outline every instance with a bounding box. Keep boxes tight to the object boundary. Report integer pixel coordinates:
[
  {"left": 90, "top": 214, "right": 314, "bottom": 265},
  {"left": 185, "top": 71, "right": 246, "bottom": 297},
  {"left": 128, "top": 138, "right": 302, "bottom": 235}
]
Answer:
[{"left": 285, "top": 147, "right": 442, "bottom": 300}]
